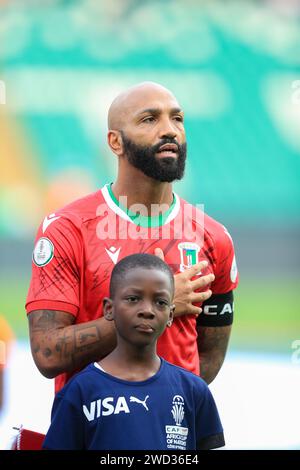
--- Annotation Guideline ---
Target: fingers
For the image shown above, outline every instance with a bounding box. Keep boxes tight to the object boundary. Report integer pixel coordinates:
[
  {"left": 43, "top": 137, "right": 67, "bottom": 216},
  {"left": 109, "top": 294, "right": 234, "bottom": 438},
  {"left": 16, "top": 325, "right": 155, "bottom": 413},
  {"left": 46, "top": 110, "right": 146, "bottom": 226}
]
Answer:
[
  {"left": 190, "top": 273, "right": 215, "bottom": 290},
  {"left": 183, "top": 260, "right": 208, "bottom": 279},
  {"left": 189, "top": 305, "right": 202, "bottom": 316},
  {"left": 174, "top": 304, "right": 202, "bottom": 318},
  {"left": 190, "top": 289, "right": 212, "bottom": 304},
  {"left": 154, "top": 247, "right": 164, "bottom": 261}
]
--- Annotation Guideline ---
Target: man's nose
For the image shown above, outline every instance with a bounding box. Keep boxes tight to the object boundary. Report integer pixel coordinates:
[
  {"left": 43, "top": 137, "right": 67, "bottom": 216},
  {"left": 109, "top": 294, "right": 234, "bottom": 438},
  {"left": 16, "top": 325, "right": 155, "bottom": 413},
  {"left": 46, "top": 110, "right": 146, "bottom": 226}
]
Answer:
[{"left": 158, "top": 118, "right": 178, "bottom": 140}]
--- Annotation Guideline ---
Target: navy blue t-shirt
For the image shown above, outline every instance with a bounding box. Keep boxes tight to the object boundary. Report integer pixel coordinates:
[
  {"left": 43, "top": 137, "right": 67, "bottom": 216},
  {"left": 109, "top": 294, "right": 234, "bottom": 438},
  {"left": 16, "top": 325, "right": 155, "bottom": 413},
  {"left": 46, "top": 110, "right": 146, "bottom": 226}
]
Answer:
[{"left": 43, "top": 359, "right": 224, "bottom": 450}]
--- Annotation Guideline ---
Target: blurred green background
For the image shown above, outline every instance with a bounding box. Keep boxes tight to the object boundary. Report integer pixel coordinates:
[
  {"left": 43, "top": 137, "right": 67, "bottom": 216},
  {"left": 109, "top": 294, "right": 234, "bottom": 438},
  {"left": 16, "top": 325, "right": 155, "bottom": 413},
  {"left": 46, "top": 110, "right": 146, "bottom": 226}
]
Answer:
[{"left": 0, "top": 0, "right": 299, "bottom": 355}]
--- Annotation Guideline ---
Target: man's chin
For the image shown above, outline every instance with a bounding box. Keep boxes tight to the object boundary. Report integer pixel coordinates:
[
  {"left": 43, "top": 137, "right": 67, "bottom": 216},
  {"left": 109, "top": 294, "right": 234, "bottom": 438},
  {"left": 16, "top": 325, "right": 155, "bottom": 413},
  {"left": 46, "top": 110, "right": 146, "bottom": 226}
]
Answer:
[
  {"left": 150, "top": 172, "right": 184, "bottom": 183},
  {"left": 155, "top": 156, "right": 178, "bottom": 166}
]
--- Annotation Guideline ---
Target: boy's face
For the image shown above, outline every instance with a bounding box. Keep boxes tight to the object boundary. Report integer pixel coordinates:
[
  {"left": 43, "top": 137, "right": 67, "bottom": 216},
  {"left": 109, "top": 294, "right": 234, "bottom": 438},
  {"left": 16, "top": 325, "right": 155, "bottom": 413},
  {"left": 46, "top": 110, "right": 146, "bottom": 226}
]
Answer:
[{"left": 104, "top": 267, "right": 175, "bottom": 347}]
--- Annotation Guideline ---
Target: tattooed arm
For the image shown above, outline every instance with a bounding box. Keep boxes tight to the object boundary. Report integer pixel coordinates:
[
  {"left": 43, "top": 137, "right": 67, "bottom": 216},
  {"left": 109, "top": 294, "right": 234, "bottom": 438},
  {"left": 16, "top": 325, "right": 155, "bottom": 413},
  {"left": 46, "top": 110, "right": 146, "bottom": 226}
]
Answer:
[
  {"left": 196, "top": 325, "right": 232, "bottom": 385},
  {"left": 28, "top": 310, "right": 117, "bottom": 379}
]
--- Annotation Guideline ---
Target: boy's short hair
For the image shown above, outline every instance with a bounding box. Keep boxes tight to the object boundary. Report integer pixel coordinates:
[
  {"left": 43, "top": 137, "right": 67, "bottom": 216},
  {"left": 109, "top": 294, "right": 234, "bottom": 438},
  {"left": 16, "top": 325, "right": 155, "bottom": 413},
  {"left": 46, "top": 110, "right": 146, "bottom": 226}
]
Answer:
[{"left": 110, "top": 253, "right": 174, "bottom": 298}]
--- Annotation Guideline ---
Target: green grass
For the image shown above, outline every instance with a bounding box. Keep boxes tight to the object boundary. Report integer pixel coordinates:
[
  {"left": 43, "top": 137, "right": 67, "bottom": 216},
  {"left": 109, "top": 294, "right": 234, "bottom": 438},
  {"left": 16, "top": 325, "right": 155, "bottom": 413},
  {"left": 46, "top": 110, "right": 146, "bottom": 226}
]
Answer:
[
  {"left": 231, "top": 279, "right": 300, "bottom": 353},
  {"left": 0, "top": 276, "right": 299, "bottom": 354}
]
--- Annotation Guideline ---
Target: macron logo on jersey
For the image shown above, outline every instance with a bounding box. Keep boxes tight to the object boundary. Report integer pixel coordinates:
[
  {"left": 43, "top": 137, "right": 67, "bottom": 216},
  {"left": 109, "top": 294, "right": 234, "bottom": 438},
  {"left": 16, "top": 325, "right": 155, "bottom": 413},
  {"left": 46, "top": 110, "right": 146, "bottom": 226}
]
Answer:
[
  {"left": 105, "top": 246, "right": 121, "bottom": 264},
  {"left": 42, "top": 213, "right": 61, "bottom": 233}
]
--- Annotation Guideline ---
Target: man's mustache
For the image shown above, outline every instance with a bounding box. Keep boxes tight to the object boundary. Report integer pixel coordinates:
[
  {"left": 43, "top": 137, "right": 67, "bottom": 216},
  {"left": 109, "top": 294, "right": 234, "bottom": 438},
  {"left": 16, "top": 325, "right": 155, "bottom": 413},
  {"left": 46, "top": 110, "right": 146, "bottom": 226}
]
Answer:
[{"left": 152, "top": 138, "right": 182, "bottom": 153}]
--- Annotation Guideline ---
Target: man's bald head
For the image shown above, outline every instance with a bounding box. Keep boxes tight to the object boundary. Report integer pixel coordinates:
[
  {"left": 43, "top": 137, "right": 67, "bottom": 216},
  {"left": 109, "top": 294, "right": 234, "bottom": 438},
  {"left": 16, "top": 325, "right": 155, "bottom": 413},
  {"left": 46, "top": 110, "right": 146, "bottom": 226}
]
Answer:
[{"left": 107, "top": 82, "right": 178, "bottom": 130}]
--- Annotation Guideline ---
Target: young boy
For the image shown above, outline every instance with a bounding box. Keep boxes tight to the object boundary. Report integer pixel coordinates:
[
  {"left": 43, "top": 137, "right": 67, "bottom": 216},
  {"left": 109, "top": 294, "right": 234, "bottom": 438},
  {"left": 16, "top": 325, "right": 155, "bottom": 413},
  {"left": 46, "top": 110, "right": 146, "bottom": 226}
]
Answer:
[{"left": 43, "top": 254, "right": 225, "bottom": 450}]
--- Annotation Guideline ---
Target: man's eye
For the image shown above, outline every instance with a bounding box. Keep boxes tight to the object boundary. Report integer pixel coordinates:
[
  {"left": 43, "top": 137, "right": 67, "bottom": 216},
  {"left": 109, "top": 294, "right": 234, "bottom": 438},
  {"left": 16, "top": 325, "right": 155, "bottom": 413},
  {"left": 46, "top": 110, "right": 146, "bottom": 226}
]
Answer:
[
  {"left": 174, "top": 115, "right": 183, "bottom": 122},
  {"left": 142, "top": 116, "right": 155, "bottom": 123}
]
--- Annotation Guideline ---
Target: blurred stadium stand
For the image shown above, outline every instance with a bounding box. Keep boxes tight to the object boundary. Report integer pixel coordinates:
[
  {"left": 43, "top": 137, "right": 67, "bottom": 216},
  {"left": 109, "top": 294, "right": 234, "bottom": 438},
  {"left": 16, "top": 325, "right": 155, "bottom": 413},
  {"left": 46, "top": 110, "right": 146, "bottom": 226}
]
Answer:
[
  {"left": 0, "top": 0, "right": 299, "bottom": 349},
  {"left": 1, "top": 1, "right": 299, "bottom": 450}
]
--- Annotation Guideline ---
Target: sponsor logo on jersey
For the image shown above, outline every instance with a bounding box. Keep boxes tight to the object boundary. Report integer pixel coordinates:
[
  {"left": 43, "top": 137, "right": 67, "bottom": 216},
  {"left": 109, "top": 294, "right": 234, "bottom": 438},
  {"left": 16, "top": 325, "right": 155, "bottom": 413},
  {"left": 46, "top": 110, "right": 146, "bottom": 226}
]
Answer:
[
  {"left": 42, "top": 213, "right": 61, "bottom": 233},
  {"left": 165, "top": 395, "right": 188, "bottom": 450},
  {"left": 32, "top": 237, "right": 54, "bottom": 267},
  {"left": 130, "top": 395, "right": 149, "bottom": 411},
  {"left": 105, "top": 246, "right": 121, "bottom": 264},
  {"left": 83, "top": 394, "right": 150, "bottom": 422},
  {"left": 178, "top": 242, "right": 200, "bottom": 272}
]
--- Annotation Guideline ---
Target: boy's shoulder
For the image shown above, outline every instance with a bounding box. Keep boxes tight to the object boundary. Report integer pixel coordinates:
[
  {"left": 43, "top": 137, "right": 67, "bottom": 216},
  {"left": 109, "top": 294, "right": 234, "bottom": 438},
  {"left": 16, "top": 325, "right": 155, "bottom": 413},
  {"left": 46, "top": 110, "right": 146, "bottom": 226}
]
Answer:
[{"left": 162, "top": 359, "right": 208, "bottom": 390}]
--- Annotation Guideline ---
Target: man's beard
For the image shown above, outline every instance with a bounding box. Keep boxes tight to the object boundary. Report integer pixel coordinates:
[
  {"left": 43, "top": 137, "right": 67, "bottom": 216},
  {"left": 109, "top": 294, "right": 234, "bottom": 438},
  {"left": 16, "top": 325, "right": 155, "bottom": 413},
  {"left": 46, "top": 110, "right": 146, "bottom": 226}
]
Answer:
[{"left": 120, "top": 131, "right": 187, "bottom": 183}]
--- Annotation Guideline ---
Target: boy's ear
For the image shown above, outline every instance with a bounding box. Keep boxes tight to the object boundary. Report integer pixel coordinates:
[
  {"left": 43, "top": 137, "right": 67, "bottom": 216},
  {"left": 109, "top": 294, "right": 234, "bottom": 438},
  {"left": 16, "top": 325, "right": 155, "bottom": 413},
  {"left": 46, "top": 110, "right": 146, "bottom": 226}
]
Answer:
[
  {"left": 103, "top": 297, "right": 114, "bottom": 321},
  {"left": 167, "top": 304, "right": 175, "bottom": 327}
]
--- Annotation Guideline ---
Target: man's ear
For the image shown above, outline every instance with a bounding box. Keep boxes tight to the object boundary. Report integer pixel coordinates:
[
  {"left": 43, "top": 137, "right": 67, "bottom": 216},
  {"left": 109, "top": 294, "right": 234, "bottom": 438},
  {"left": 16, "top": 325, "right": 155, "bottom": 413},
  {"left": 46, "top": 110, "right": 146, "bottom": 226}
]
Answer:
[
  {"left": 167, "top": 304, "right": 175, "bottom": 327},
  {"left": 103, "top": 297, "right": 114, "bottom": 321},
  {"left": 107, "top": 130, "right": 123, "bottom": 157}
]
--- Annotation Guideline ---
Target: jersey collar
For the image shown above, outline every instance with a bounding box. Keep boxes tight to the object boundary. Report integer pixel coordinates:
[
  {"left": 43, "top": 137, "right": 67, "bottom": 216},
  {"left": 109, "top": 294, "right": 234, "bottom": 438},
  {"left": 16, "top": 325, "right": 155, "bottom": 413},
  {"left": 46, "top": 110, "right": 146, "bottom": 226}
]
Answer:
[{"left": 101, "top": 183, "right": 180, "bottom": 228}]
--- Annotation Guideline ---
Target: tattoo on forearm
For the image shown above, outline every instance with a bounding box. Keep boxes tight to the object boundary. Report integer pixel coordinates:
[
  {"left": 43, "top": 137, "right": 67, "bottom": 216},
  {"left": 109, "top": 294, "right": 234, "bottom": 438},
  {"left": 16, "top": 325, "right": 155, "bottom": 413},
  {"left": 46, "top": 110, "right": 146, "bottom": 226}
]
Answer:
[
  {"left": 54, "top": 332, "right": 72, "bottom": 359},
  {"left": 75, "top": 326, "right": 100, "bottom": 347},
  {"left": 197, "top": 326, "right": 231, "bottom": 384},
  {"left": 29, "top": 309, "right": 115, "bottom": 375},
  {"left": 30, "top": 310, "right": 66, "bottom": 332},
  {"left": 43, "top": 348, "right": 52, "bottom": 358},
  {"left": 197, "top": 326, "right": 231, "bottom": 353}
]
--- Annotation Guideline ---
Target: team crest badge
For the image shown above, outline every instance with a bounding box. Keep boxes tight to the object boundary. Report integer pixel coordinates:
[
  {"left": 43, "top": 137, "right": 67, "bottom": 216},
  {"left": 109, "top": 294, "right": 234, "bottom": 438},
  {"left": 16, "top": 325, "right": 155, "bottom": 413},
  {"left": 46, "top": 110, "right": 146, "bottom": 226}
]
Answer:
[{"left": 178, "top": 242, "right": 200, "bottom": 272}]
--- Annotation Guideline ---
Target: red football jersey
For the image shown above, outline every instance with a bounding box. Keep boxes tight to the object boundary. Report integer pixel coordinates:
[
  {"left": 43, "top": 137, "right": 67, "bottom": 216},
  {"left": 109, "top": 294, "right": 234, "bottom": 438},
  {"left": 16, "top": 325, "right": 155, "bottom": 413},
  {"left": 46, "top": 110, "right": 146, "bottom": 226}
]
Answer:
[{"left": 26, "top": 184, "right": 238, "bottom": 393}]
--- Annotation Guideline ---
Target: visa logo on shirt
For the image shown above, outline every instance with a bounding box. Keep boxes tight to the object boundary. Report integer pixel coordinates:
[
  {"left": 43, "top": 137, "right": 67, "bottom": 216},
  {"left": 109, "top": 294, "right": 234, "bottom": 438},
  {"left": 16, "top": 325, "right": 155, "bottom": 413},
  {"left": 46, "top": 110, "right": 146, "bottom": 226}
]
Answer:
[
  {"left": 83, "top": 395, "right": 150, "bottom": 421},
  {"left": 83, "top": 397, "right": 130, "bottom": 421}
]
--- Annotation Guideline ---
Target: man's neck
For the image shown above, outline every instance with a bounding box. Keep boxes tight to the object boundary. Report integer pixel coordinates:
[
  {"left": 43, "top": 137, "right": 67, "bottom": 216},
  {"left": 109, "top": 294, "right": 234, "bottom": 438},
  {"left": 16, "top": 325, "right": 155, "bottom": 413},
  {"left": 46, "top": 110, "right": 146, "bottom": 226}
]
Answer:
[{"left": 112, "top": 169, "right": 173, "bottom": 215}]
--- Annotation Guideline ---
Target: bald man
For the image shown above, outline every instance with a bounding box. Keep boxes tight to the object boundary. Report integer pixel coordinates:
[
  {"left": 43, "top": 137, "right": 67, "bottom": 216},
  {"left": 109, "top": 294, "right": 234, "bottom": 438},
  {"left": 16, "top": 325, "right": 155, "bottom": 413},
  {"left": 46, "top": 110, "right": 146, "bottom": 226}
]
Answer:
[{"left": 26, "top": 82, "right": 238, "bottom": 393}]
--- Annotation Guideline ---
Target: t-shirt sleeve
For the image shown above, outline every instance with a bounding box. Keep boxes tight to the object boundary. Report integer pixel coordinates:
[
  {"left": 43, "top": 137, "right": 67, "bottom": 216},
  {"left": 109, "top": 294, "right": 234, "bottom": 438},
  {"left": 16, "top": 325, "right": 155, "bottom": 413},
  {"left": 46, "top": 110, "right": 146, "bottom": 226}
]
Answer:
[
  {"left": 25, "top": 215, "right": 82, "bottom": 316},
  {"left": 211, "top": 225, "right": 239, "bottom": 295},
  {"left": 43, "top": 383, "right": 84, "bottom": 450},
  {"left": 196, "top": 384, "right": 225, "bottom": 450}
]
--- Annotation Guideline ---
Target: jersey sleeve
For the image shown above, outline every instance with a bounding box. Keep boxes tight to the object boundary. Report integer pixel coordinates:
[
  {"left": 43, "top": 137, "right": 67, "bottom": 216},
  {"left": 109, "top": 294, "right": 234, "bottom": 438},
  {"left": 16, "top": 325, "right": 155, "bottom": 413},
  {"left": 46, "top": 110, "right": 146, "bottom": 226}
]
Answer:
[
  {"left": 43, "top": 383, "right": 84, "bottom": 450},
  {"left": 211, "top": 225, "right": 239, "bottom": 294},
  {"left": 25, "top": 215, "right": 82, "bottom": 316},
  {"left": 196, "top": 383, "right": 225, "bottom": 450}
]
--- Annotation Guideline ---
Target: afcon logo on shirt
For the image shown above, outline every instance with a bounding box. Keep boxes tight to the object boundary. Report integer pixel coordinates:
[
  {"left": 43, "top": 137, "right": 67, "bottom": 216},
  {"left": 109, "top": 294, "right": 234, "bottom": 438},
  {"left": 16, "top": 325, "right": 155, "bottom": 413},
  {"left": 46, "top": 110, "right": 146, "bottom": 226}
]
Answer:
[
  {"left": 171, "top": 395, "right": 185, "bottom": 426},
  {"left": 165, "top": 395, "right": 189, "bottom": 450}
]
